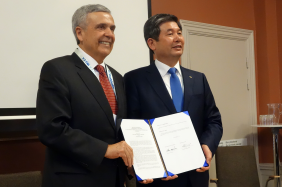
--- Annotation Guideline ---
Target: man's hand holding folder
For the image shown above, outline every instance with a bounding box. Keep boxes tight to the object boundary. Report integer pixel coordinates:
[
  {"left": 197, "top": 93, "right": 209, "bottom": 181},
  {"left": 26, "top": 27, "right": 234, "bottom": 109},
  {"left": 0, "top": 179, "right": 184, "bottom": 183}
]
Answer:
[{"left": 196, "top": 144, "right": 212, "bottom": 172}]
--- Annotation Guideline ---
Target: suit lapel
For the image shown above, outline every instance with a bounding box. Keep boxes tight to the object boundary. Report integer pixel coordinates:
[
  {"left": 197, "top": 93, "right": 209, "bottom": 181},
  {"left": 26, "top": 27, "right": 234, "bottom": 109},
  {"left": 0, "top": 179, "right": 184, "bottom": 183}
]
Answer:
[
  {"left": 181, "top": 67, "right": 194, "bottom": 111},
  {"left": 71, "top": 53, "right": 115, "bottom": 129},
  {"left": 146, "top": 64, "right": 176, "bottom": 114}
]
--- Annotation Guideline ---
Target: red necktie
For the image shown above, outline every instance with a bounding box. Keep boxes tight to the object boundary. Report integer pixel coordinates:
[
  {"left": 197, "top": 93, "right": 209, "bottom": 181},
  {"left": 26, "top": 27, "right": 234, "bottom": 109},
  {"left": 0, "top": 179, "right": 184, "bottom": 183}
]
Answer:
[{"left": 95, "top": 65, "right": 118, "bottom": 115}]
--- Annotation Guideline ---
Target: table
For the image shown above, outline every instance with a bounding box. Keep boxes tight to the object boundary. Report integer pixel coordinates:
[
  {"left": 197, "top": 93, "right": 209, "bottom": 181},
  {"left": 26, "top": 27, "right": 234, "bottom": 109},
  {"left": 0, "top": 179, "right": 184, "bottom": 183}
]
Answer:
[{"left": 252, "top": 125, "right": 282, "bottom": 187}]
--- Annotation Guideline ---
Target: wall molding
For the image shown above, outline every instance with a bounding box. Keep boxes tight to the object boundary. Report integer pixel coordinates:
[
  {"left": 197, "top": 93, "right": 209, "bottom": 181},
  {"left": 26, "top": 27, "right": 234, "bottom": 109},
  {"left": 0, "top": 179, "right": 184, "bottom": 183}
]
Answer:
[
  {"left": 259, "top": 163, "right": 279, "bottom": 187},
  {"left": 260, "top": 163, "right": 274, "bottom": 171}
]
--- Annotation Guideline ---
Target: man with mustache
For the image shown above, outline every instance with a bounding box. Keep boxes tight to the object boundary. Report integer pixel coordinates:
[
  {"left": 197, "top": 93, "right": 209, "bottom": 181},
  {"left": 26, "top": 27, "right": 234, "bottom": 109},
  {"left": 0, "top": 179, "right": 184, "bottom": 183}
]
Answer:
[
  {"left": 36, "top": 4, "right": 133, "bottom": 187},
  {"left": 124, "top": 14, "right": 222, "bottom": 187}
]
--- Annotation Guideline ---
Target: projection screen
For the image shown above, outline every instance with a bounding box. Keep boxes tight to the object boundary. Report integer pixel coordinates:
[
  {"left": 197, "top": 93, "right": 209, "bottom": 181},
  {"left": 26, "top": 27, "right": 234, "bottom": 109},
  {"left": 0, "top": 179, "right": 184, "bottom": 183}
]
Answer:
[{"left": 0, "top": 0, "right": 149, "bottom": 109}]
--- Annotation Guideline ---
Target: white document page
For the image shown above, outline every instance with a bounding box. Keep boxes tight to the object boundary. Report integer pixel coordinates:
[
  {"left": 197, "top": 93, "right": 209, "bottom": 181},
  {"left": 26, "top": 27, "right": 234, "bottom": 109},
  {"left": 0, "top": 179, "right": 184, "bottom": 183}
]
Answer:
[
  {"left": 151, "top": 112, "right": 206, "bottom": 175},
  {"left": 121, "top": 119, "right": 165, "bottom": 180}
]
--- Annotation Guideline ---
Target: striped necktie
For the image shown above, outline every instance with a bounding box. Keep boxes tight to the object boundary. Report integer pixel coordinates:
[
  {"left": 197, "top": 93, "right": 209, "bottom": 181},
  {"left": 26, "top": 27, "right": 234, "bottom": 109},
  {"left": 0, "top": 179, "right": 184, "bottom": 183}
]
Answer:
[{"left": 95, "top": 65, "right": 118, "bottom": 115}]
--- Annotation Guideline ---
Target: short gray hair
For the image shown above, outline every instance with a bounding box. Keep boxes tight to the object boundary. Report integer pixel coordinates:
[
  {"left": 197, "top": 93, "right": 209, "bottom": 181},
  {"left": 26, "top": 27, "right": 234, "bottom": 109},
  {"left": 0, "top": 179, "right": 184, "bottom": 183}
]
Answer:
[{"left": 72, "top": 4, "right": 111, "bottom": 44}]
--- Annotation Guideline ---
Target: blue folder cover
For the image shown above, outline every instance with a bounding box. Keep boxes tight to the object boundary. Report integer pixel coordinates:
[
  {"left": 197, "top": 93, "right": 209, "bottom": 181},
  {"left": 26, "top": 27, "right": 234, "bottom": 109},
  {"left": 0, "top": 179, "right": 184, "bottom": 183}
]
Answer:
[
  {"left": 203, "top": 161, "right": 209, "bottom": 167},
  {"left": 136, "top": 174, "right": 143, "bottom": 181},
  {"left": 163, "top": 171, "right": 175, "bottom": 177},
  {"left": 183, "top": 111, "right": 189, "bottom": 116},
  {"left": 144, "top": 111, "right": 189, "bottom": 125},
  {"left": 144, "top": 118, "right": 155, "bottom": 125}
]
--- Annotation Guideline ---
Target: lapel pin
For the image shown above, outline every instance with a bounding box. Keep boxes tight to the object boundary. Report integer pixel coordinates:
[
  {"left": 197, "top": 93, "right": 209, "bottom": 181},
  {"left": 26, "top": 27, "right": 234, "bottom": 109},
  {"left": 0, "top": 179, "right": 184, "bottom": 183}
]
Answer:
[{"left": 189, "top": 76, "right": 192, "bottom": 78}]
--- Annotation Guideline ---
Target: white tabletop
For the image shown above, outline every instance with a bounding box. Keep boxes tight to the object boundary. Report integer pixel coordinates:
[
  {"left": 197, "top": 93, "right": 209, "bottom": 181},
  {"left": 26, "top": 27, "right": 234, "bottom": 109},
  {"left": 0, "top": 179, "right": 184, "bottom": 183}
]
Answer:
[
  {"left": 251, "top": 124, "right": 282, "bottom": 127},
  {"left": 0, "top": 115, "right": 36, "bottom": 120}
]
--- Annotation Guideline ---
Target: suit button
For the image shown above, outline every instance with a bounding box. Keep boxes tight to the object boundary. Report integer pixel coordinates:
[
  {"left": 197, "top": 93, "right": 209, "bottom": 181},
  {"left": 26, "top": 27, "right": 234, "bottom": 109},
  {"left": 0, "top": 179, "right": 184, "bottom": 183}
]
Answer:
[{"left": 81, "top": 162, "right": 88, "bottom": 167}]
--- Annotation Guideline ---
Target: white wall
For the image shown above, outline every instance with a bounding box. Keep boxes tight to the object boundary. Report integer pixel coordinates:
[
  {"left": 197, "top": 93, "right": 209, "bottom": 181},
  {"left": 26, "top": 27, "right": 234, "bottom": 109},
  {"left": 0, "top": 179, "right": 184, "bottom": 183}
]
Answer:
[{"left": 0, "top": 0, "right": 149, "bottom": 108}]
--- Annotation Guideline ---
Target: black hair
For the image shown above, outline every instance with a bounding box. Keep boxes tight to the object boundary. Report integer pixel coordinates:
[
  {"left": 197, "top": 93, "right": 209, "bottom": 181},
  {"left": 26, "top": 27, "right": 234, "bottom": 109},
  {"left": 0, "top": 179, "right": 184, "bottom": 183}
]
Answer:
[{"left": 144, "top": 14, "right": 182, "bottom": 53}]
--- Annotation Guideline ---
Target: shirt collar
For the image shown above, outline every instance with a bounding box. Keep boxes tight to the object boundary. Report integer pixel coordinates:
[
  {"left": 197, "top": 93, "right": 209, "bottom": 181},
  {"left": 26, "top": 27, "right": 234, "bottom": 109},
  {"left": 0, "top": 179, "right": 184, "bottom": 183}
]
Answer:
[
  {"left": 77, "top": 46, "right": 106, "bottom": 69},
  {"left": 155, "top": 59, "right": 182, "bottom": 77}
]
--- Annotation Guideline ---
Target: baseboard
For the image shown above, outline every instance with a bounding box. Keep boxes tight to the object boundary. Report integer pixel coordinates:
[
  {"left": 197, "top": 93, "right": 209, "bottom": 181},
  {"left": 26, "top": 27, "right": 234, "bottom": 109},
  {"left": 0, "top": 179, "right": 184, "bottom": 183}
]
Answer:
[{"left": 259, "top": 163, "right": 279, "bottom": 187}]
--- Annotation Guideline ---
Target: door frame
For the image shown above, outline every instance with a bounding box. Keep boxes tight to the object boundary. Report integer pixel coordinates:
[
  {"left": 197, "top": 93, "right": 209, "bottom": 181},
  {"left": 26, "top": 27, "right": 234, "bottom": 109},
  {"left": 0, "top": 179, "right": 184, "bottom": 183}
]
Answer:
[{"left": 179, "top": 19, "right": 259, "bottom": 184}]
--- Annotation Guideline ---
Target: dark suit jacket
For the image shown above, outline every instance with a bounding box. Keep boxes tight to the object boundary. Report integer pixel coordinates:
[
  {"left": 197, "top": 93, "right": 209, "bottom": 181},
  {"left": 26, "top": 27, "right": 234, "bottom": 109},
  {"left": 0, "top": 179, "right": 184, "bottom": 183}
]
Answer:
[
  {"left": 124, "top": 64, "right": 222, "bottom": 187},
  {"left": 36, "top": 53, "right": 127, "bottom": 187}
]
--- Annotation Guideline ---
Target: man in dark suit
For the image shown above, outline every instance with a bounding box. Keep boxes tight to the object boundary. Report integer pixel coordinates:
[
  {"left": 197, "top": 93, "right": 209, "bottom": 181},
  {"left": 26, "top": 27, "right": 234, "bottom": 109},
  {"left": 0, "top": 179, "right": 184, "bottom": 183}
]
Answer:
[
  {"left": 36, "top": 4, "right": 133, "bottom": 187},
  {"left": 124, "top": 14, "right": 223, "bottom": 187}
]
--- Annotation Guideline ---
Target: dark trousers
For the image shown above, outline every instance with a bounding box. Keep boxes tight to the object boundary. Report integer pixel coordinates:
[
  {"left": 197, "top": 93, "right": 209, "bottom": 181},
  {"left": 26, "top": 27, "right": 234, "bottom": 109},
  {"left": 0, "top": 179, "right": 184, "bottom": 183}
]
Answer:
[
  {"left": 116, "top": 168, "right": 122, "bottom": 187},
  {"left": 136, "top": 172, "right": 192, "bottom": 187}
]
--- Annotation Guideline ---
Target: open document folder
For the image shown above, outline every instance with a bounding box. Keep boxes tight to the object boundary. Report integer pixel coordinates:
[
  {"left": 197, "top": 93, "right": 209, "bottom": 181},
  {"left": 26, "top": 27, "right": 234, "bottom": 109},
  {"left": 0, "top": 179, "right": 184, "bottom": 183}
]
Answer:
[{"left": 121, "top": 111, "right": 208, "bottom": 181}]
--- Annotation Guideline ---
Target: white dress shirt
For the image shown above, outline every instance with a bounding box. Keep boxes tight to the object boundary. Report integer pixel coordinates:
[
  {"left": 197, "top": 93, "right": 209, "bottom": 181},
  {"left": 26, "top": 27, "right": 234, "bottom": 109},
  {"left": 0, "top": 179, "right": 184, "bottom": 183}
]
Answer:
[
  {"left": 155, "top": 59, "right": 184, "bottom": 98},
  {"left": 77, "top": 46, "right": 117, "bottom": 123},
  {"left": 77, "top": 46, "right": 106, "bottom": 80}
]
